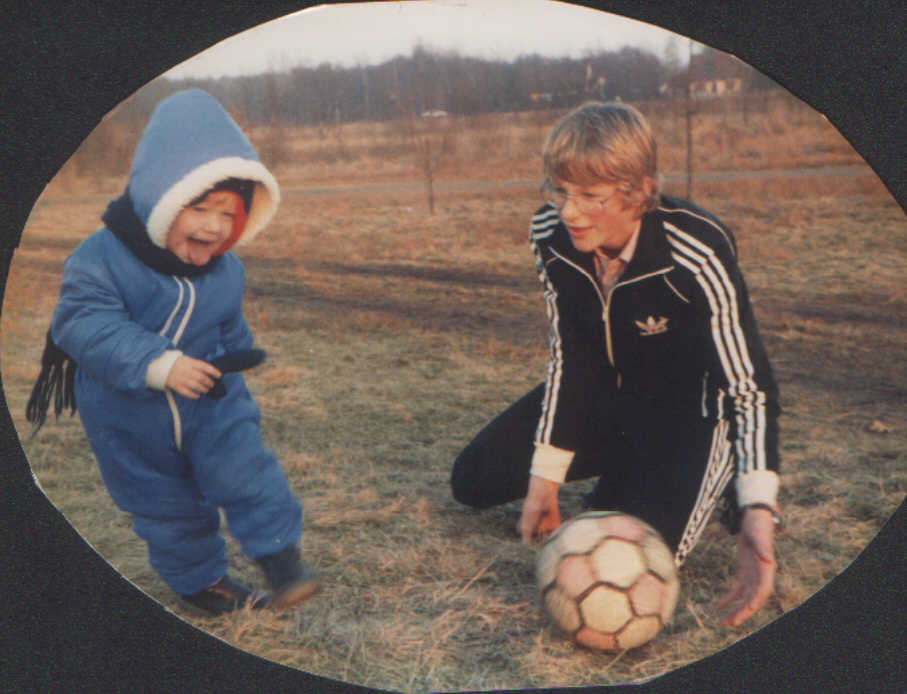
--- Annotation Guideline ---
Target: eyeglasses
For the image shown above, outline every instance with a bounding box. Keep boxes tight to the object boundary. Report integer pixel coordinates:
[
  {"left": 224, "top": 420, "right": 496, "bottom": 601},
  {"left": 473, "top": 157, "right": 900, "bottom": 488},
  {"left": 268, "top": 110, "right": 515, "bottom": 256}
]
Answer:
[{"left": 541, "top": 181, "right": 617, "bottom": 215}]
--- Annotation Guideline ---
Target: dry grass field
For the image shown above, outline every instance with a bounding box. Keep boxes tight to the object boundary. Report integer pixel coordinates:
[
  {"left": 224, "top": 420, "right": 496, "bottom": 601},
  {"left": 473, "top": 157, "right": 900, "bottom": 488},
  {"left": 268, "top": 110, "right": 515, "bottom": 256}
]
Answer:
[{"left": 3, "top": 94, "right": 904, "bottom": 691}]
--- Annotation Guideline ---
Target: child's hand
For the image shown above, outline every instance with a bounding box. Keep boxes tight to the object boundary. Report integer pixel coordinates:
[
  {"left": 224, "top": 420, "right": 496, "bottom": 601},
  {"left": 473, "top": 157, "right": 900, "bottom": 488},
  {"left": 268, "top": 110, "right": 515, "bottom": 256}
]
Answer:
[{"left": 166, "top": 355, "right": 222, "bottom": 399}]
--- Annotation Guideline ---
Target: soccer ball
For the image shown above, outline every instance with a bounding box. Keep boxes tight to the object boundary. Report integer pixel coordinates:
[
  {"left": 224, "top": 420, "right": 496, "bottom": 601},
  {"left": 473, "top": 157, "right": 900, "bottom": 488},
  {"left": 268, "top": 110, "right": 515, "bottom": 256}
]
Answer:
[{"left": 536, "top": 511, "right": 680, "bottom": 652}]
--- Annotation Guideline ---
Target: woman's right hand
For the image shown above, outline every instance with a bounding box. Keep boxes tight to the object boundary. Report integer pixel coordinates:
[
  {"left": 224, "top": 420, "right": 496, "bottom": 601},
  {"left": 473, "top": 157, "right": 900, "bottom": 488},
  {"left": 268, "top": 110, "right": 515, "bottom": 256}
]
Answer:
[{"left": 519, "top": 474, "right": 562, "bottom": 543}]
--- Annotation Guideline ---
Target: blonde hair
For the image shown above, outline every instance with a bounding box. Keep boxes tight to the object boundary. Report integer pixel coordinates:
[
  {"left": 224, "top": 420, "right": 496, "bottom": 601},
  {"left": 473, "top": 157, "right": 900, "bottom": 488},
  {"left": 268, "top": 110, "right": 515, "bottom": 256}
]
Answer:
[{"left": 543, "top": 101, "right": 661, "bottom": 213}]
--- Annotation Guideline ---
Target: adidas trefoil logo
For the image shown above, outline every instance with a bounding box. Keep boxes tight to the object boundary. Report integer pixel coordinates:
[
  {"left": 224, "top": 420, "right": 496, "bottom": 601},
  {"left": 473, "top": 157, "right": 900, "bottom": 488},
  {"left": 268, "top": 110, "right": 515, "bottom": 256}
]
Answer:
[{"left": 635, "top": 315, "right": 669, "bottom": 336}]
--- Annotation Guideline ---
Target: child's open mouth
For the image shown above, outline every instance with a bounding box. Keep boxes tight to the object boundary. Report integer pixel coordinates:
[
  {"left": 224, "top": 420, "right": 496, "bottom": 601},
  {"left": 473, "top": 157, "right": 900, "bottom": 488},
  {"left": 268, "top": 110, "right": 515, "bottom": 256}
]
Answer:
[{"left": 186, "top": 236, "right": 220, "bottom": 264}]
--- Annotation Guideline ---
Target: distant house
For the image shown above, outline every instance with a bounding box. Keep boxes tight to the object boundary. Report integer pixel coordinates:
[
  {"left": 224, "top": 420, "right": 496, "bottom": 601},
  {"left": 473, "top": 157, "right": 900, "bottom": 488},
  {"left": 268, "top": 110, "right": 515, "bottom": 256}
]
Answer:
[
  {"left": 689, "top": 77, "right": 743, "bottom": 99},
  {"left": 421, "top": 109, "right": 448, "bottom": 118},
  {"left": 661, "top": 50, "right": 750, "bottom": 100}
]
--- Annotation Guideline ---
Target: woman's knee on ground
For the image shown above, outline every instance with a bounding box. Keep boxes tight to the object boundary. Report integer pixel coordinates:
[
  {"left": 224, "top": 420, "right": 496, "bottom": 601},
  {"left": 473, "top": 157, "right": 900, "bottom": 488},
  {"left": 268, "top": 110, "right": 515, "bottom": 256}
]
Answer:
[{"left": 450, "top": 447, "right": 489, "bottom": 507}]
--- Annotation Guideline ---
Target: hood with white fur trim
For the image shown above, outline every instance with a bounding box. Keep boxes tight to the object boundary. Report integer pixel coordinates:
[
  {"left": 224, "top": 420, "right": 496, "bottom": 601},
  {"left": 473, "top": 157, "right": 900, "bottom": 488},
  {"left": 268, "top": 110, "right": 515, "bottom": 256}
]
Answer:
[{"left": 127, "top": 88, "right": 279, "bottom": 249}]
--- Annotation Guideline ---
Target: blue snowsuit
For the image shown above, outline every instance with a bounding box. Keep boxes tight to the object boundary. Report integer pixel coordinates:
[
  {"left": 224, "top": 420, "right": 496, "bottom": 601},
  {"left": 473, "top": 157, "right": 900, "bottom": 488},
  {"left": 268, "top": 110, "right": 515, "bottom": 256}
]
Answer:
[{"left": 49, "top": 89, "right": 302, "bottom": 595}]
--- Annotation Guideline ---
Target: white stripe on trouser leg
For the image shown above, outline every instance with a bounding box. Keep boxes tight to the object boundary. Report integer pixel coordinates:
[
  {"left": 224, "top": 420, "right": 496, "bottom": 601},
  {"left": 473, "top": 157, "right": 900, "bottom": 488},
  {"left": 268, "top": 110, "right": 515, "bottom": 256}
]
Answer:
[{"left": 674, "top": 420, "right": 733, "bottom": 566}]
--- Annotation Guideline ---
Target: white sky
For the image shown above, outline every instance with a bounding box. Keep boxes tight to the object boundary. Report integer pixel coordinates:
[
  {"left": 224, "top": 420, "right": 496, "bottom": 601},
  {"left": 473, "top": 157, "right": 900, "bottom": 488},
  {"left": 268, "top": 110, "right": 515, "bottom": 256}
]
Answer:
[{"left": 164, "top": 0, "right": 693, "bottom": 79}]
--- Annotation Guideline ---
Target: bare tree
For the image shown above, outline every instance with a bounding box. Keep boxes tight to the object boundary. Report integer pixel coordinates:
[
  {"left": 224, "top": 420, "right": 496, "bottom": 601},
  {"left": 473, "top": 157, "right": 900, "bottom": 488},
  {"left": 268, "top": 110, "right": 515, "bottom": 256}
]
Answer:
[{"left": 389, "top": 46, "right": 458, "bottom": 214}]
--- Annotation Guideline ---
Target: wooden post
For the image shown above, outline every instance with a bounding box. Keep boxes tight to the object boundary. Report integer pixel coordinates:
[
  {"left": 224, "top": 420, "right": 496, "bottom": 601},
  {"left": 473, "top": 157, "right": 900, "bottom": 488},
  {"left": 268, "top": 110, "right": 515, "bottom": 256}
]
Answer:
[{"left": 685, "top": 39, "right": 694, "bottom": 200}]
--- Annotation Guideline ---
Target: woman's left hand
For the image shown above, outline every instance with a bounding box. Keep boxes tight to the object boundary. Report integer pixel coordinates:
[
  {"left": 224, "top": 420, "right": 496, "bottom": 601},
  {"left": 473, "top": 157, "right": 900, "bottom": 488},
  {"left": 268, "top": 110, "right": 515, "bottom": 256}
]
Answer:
[{"left": 714, "top": 505, "right": 777, "bottom": 626}]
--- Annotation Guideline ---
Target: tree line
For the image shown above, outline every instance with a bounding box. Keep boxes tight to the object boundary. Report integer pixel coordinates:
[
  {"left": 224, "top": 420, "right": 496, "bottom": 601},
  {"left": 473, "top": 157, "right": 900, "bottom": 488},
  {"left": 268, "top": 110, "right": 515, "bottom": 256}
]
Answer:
[{"left": 117, "top": 44, "right": 778, "bottom": 129}]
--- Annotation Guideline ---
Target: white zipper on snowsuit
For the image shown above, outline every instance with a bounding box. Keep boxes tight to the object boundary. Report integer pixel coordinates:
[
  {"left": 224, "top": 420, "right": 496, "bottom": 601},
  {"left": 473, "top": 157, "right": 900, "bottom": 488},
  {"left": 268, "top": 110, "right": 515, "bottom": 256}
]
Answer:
[{"left": 160, "top": 276, "right": 197, "bottom": 450}]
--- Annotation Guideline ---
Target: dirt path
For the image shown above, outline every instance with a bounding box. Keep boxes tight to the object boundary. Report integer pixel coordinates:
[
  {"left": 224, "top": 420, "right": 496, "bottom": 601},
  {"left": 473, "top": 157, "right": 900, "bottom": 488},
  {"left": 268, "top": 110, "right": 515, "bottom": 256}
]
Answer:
[
  {"left": 31, "top": 165, "right": 875, "bottom": 210},
  {"left": 279, "top": 165, "right": 875, "bottom": 197}
]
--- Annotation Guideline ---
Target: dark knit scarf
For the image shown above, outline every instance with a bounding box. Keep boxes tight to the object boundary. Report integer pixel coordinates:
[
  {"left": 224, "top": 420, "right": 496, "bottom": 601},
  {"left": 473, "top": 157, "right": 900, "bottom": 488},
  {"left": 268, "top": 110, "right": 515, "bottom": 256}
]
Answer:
[
  {"left": 25, "top": 330, "right": 77, "bottom": 435},
  {"left": 103, "top": 189, "right": 224, "bottom": 277},
  {"left": 25, "top": 189, "right": 222, "bottom": 435}
]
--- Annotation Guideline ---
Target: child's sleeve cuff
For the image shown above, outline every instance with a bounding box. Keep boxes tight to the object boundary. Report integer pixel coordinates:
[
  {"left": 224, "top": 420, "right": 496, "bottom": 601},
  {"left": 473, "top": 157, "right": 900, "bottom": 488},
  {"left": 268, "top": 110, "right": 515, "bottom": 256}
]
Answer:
[
  {"left": 530, "top": 442, "right": 575, "bottom": 484},
  {"left": 735, "top": 469, "right": 780, "bottom": 508},
  {"left": 146, "top": 350, "right": 182, "bottom": 390}
]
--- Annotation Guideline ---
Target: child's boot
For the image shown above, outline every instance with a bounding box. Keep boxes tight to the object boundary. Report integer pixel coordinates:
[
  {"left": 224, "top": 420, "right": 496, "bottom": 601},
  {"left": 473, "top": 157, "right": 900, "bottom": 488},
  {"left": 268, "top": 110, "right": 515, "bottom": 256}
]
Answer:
[
  {"left": 181, "top": 574, "right": 270, "bottom": 616},
  {"left": 256, "top": 545, "right": 320, "bottom": 609}
]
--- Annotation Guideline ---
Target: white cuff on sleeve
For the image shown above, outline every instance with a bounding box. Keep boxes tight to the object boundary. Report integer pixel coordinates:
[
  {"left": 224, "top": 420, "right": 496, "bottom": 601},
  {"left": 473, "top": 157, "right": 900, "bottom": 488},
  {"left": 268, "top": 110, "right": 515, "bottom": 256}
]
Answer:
[
  {"left": 529, "top": 442, "right": 575, "bottom": 484},
  {"left": 735, "top": 469, "right": 780, "bottom": 508},
  {"left": 146, "top": 350, "right": 183, "bottom": 390}
]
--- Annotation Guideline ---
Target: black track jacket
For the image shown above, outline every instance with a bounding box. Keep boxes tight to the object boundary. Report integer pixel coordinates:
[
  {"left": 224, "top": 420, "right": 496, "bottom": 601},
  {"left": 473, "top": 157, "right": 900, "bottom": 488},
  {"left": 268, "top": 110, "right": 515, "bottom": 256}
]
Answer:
[{"left": 529, "top": 195, "right": 780, "bottom": 496}]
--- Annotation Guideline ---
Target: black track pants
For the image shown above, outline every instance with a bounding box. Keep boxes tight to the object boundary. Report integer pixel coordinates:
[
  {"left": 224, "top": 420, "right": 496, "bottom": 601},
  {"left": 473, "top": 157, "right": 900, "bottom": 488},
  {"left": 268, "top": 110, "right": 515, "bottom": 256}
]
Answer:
[{"left": 450, "top": 383, "right": 733, "bottom": 562}]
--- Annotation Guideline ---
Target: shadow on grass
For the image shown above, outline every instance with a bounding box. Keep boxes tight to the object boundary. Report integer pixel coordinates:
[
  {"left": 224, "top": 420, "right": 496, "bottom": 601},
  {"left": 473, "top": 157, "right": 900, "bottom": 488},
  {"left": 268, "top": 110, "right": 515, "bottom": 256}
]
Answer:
[
  {"left": 244, "top": 258, "right": 543, "bottom": 348},
  {"left": 307, "top": 260, "right": 524, "bottom": 288}
]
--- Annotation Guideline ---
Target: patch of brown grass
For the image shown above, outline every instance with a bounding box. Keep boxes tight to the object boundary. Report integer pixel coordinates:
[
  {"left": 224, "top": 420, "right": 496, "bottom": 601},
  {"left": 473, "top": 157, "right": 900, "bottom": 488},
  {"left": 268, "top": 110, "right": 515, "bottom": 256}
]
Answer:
[{"left": 4, "top": 100, "right": 904, "bottom": 693}]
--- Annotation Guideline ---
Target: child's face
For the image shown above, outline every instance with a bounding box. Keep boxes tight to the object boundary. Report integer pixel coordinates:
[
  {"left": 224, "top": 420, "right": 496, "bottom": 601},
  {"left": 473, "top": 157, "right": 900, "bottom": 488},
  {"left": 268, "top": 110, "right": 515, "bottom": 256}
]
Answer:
[
  {"left": 552, "top": 179, "right": 642, "bottom": 256},
  {"left": 166, "top": 189, "right": 239, "bottom": 266}
]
